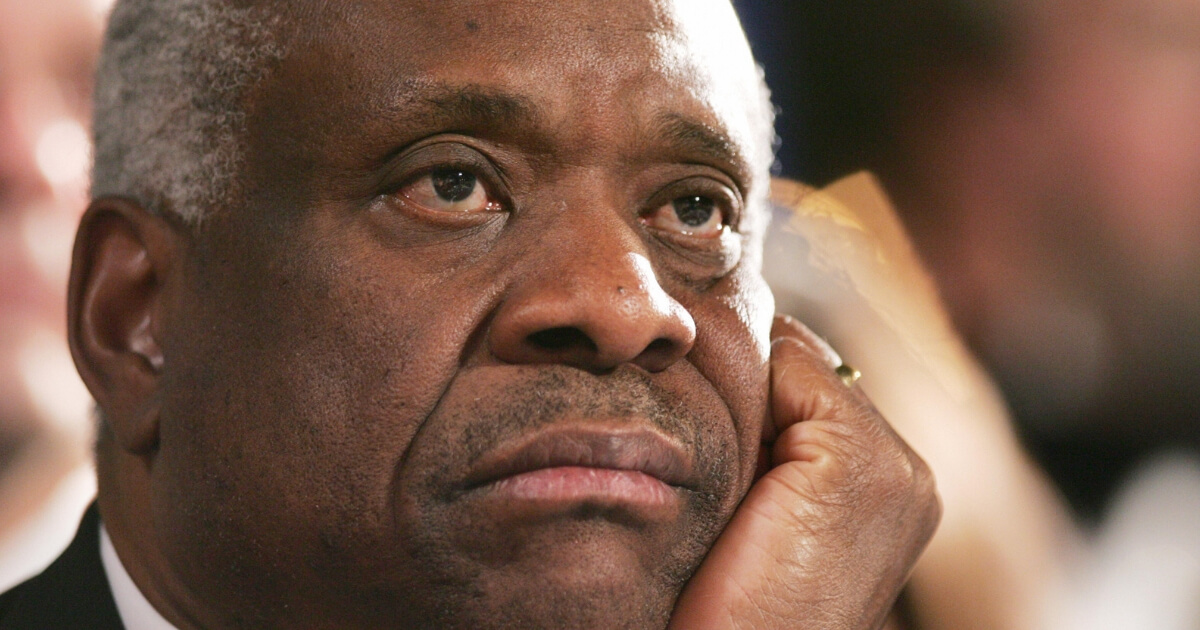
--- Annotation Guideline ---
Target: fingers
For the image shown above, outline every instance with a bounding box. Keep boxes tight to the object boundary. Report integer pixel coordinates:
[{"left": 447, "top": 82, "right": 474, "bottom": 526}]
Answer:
[
  {"left": 669, "top": 313, "right": 941, "bottom": 629},
  {"left": 769, "top": 314, "right": 870, "bottom": 441},
  {"left": 672, "top": 312, "right": 940, "bottom": 624},
  {"left": 768, "top": 314, "right": 936, "bottom": 509},
  {"left": 771, "top": 313, "right": 842, "bottom": 371},
  {"left": 766, "top": 313, "right": 942, "bottom": 623}
]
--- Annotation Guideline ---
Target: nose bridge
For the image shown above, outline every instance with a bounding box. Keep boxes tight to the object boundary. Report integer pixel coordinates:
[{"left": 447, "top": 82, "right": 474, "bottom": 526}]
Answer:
[
  {"left": 488, "top": 195, "right": 696, "bottom": 373},
  {"left": 552, "top": 205, "right": 655, "bottom": 298}
]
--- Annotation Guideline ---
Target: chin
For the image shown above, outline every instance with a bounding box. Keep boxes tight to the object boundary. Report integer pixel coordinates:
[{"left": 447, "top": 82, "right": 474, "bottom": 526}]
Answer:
[
  {"left": 387, "top": 513, "right": 700, "bottom": 630},
  {"left": 483, "top": 586, "right": 674, "bottom": 630},
  {"left": 469, "top": 550, "right": 679, "bottom": 630}
]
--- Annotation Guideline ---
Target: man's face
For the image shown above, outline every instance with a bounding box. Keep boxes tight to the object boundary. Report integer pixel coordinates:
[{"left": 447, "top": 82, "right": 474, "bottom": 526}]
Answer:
[{"left": 153, "top": 1, "right": 773, "bottom": 627}]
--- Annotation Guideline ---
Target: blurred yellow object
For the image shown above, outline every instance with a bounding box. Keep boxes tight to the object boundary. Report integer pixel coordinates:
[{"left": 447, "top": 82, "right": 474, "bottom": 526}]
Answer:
[{"left": 765, "top": 173, "right": 1081, "bottom": 630}]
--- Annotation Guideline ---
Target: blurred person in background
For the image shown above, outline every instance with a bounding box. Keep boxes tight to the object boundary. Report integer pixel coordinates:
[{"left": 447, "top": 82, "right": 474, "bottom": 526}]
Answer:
[
  {"left": 0, "top": 0, "right": 104, "bottom": 590},
  {"left": 741, "top": 0, "right": 1200, "bottom": 627}
]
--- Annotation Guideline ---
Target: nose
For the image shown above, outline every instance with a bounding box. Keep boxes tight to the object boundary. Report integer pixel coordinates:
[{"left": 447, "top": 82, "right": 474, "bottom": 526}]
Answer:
[{"left": 489, "top": 230, "right": 696, "bottom": 374}]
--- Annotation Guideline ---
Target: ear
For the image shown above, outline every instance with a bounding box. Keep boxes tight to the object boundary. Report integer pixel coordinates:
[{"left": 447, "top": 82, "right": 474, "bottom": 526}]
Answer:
[{"left": 68, "top": 198, "right": 184, "bottom": 456}]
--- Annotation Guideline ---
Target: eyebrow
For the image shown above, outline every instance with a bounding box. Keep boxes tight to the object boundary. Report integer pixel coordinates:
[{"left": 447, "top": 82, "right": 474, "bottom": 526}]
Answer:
[
  {"left": 419, "top": 86, "right": 546, "bottom": 131},
  {"left": 654, "top": 113, "right": 752, "bottom": 184},
  {"left": 376, "top": 81, "right": 752, "bottom": 183}
]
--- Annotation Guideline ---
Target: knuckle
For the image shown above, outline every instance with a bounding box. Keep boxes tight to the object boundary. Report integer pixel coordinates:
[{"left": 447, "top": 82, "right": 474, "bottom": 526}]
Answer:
[
  {"left": 875, "top": 449, "right": 942, "bottom": 541},
  {"left": 910, "top": 456, "right": 942, "bottom": 531},
  {"left": 788, "top": 419, "right": 866, "bottom": 470},
  {"left": 770, "top": 335, "right": 809, "bottom": 360},
  {"left": 762, "top": 465, "right": 854, "bottom": 513},
  {"left": 923, "top": 486, "right": 944, "bottom": 536}
]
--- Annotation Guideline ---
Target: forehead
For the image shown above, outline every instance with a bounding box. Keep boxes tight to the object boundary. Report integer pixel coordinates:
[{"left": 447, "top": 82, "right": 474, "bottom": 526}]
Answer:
[
  {"left": 263, "top": 0, "right": 769, "bottom": 185},
  {"left": 308, "top": 0, "right": 757, "bottom": 96}
]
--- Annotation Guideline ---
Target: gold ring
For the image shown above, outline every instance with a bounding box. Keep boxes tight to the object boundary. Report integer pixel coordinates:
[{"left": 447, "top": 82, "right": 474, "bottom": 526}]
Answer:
[{"left": 835, "top": 364, "right": 861, "bottom": 388}]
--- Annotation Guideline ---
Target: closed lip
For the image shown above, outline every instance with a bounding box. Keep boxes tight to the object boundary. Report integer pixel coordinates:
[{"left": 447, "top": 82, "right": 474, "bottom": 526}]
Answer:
[{"left": 464, "top": 425, "right": 696, "bottom": 491}]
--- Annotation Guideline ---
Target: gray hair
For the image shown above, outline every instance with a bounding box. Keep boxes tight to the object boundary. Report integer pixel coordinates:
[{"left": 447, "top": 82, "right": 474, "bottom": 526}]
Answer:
[
  {"left": 91, "top": 1, "right": 777, "bottom": 225},
  {"left": 91, "top": 0, "right": 285, "bottom": 224}
]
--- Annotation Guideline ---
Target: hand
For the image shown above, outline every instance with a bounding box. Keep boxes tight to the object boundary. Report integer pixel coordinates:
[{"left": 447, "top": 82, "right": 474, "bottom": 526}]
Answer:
[
  {"left": 767, "top": 174, "right": 1079, "bottom": 630},
  {"left": 668, "top": 315, "right": 941, "bottom": 630}
]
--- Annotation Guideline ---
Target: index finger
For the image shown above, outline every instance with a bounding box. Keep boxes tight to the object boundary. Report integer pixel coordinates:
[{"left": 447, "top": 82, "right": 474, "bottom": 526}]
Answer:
[
  {"left": 771, "top": 313, "right": 843, "bottom": 369},
  {"left": 769, "top": 314, "right": 870, "bottom": 438}
]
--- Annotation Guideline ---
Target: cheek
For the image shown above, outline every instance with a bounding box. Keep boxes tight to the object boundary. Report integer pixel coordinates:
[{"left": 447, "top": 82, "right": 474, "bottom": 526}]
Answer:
[
  {"left": 680, "top": 269, "right": 773, "bottom": 487},
  {"left": 154, "top": 224, "right": 496, "bottom": 579}
]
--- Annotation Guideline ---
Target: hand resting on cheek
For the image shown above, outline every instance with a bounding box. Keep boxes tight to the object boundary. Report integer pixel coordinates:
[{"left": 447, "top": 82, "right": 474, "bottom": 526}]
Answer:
[{"left": 670, "top": 315, "right": 941, "bottom": 630}]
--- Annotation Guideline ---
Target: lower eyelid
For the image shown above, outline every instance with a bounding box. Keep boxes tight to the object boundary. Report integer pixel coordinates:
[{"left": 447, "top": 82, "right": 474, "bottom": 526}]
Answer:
[{"left": 651, "top": 234, "right": 741, "bottom": 280}]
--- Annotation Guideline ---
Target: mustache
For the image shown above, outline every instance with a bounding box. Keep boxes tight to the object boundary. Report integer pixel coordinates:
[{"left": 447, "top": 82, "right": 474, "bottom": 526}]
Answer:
[
  {"left": 460, "top": 366, "right": 699, "bottom": 462},
  {"left": 425, "top": 365, "right": 731, "bottom": 497}
]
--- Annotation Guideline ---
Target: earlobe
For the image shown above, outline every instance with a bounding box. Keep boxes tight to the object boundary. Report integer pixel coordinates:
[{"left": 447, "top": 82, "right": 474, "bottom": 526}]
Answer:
[{"left": 68, "top": 197, "right": 182, "bottom": 455}]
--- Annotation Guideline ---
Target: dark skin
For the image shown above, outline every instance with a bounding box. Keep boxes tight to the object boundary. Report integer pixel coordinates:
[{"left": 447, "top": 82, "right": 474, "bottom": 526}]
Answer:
[{"left": 68, "top": 1, "right": 938, "bottom": 628}]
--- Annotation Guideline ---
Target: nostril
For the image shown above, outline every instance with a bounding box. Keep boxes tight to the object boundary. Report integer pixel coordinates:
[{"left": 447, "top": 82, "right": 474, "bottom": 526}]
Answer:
[
  {"left": 644, "top": 338, "right": 674, "bottom": 355},
  {"left": 527, "top": 327, "right": 598, "bottom": 353},
  {"left": 636, "top": 337, "right": 682, "bottom": 372}
]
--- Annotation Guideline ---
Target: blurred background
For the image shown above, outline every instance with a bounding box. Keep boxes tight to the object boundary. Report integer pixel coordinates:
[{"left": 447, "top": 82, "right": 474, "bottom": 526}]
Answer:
[
  {"left": 735, "top": 0, "right": 1200, "bottom": 523},
  {"left": 1, "top": 0, "right": 1198, "bottom": 627},
  {"left": 736, "top": 0, "right": 1200, "bottom": 627},
  {"left": 0, "top": 0, "right": 105, "bottom": 591}
]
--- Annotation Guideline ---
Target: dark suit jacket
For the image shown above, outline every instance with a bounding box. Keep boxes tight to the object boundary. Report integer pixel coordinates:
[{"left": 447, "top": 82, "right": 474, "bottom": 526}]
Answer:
[{"left": 0, "top": 504, "right": 124, "bottom": 629}]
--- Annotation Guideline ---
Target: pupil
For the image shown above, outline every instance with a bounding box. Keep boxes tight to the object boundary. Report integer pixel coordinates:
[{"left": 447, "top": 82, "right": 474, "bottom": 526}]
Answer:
[
  {"left": 431, "top": 170, "right": 477, "bottom": 203},
  {"left": 673, "top": 196, "right": 715, "bottom": 227}
]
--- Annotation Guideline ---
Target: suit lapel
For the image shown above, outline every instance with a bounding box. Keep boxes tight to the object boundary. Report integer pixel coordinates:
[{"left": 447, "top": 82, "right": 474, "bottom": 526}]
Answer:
[{"left": 0, "top": 503, "right": 124, "bottom": 629}]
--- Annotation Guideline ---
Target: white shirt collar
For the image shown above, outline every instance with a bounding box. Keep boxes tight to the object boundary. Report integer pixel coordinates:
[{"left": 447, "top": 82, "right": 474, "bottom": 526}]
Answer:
[{"left": 99, "top": 523, "right": 179, "bottom": 630}]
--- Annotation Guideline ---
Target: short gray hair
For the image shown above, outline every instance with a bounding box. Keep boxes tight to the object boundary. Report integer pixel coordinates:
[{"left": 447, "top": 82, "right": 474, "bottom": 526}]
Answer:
[
  {"left": 91, "top": 1, "right": 777, "bottom": 225},
  {"left": 91, "top": 0, "right": 285, "bottom": 224}
]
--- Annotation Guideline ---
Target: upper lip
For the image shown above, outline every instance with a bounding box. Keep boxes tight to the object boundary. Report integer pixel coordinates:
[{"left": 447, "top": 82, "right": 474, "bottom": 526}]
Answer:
[{"left": 465, "top": 425, "right": 696, "bottom": 490}]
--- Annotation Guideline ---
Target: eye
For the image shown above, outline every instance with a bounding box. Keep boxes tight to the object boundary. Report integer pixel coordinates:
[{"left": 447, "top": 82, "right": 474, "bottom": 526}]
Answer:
[
  {"left": 643, "top": 195, "right": 726, "bottom": 238},
  {"left": 399, "top": 168, "right": 503, "bottom": 213}
]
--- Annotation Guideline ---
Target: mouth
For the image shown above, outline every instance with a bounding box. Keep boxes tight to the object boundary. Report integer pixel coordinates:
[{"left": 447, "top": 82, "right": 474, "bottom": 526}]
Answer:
[{"left": 464, "top": 426, "right": 695, "bottom": 508}]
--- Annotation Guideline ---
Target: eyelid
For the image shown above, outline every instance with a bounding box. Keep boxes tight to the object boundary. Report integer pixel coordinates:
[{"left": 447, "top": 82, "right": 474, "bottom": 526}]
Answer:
[
  {"left": 371, "top": 141, "right": 516, "bottom": 229},
  {"left": 671, "top": 157, "right": 748, "bottom": 210},
  {"left": 381, "top": 139, "right": 512, "bottom": 202},
  {"left": 640, "top": 198, "right": 724, "bottom": 239},
  {"left": 645, "top": 176, "right": 743, "bottom": 232},
  {"left": 400, "top": 169, "right": 503, "bottom": 214},
  {"left": 649, "top": 225, "right": 743, "bottom": 282}
]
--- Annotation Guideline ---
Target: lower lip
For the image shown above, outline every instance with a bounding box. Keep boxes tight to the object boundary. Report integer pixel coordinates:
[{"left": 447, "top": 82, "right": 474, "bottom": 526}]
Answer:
[{"left": 485, "top": 466, "right": 677, "bottom": 507}]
